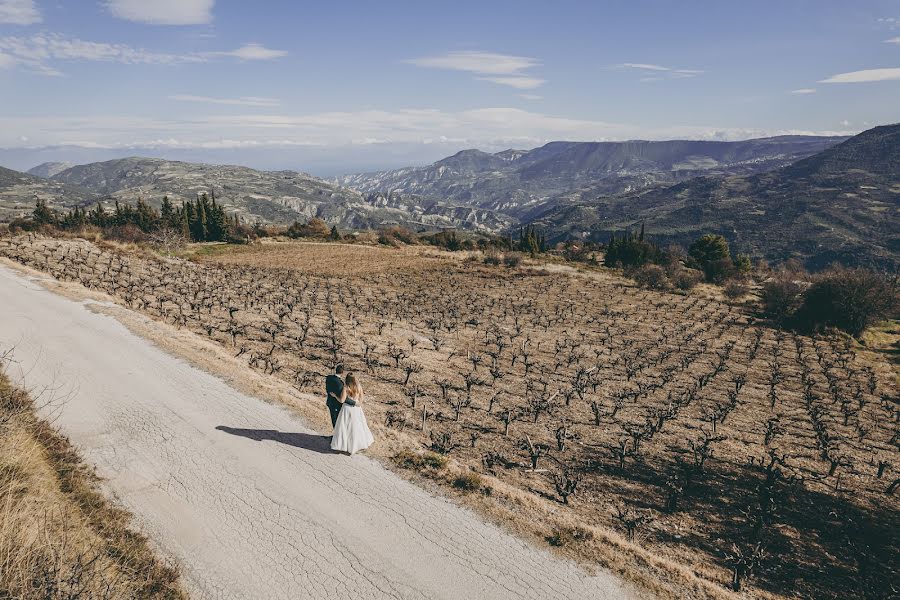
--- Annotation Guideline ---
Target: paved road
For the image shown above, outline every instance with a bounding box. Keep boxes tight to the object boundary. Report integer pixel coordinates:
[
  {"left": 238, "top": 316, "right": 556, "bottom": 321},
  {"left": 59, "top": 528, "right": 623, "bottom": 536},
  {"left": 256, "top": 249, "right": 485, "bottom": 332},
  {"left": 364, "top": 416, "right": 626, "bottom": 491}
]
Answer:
[{"left": 0, "top": 264, "right": 635, "bottom": 600}]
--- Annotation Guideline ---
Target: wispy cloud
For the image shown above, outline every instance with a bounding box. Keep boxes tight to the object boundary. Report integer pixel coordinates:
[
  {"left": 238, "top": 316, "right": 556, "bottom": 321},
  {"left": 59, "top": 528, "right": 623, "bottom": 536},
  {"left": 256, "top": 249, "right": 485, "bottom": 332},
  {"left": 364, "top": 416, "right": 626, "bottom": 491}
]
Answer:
[
  {"left": 0, "top": 108, "right": 857, "bottom": 151},
  {"left": 819, "top": 68, "right": 900, "bottom": 83},
  {"left": 0, "top": 33, "right": 204, "bottom": 75},
  {"left": 170, "top": 94, "right": 280, "bottom": 107},
  {"left": 405, "top": 50, "right": 545, "bottom": 89},
  {"left": 0, "top": 33, "right": 286, "bottom": 75},
  {"left": 616, "top": 62, "right": 704, "bottom": 81},
  {"left": 105, "top": 0, "right": 215, "bottom": 25},
  {"left": 210, "top": 43, "right": 287, "bottom": 61},
  {"left": 886, "top": 36, "right": 900, "bottom": 44},
  {"left": 790, "top": 88, "right": 817, "bottom": 94},
  {"left": 0, "top": 0, "right": 40, "bottom": 25},
  {"left": 519, "top": 94, "right": 542, "bottom": 101},
  {"left": 477, "top": 76, "right": 545, "bottom": 89}
]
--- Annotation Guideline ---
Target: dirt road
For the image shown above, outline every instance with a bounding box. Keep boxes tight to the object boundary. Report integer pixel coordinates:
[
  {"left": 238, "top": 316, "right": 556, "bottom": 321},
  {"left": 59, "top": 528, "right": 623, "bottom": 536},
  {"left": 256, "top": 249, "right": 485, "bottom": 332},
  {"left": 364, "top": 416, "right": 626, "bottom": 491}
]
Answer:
[{"left": 0, "top": 264, "right": 636, "bottom": 600}]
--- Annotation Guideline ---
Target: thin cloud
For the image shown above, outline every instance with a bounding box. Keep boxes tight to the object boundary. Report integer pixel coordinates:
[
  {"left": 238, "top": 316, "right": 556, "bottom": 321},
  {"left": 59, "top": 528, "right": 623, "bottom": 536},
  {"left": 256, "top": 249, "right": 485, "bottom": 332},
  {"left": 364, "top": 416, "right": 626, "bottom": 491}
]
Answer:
[
  {"left": 405, "top": 50, "right": 545, "bottom": 89},
  {"left": 886, "top": 37, "right": 900, "bottom": 44},
  {"left": 477, "top": 76, "right": 545, "bottom": 89},
  {"left": 616, "top": 62, "right": 704, "bottom": 80},
  {"left": 0, "top": 0, "right": 40, "bottom": 25},
  {"left": 0, "top": 109, "right": 857, "bottom": 151},
  {"left": 519, "top": 94, "right": 542, "bottom": 101},
  {"left": 790, "top": 88, "right": 817, "bottom": 94},
  {"left": 105, "top": 0, "right": 215, "bottom": 25},
  {"left": 819, "top": 68, "right": 900, "bottom": 83},
  {"left": 210, "top": 43, "right": 287, "bottom": 61},
  {"left": 0, "top": 34, "right": 286, "bottom": 75},
  {"left": 170, "top": 94, "right": 280, "bottom": 107}
]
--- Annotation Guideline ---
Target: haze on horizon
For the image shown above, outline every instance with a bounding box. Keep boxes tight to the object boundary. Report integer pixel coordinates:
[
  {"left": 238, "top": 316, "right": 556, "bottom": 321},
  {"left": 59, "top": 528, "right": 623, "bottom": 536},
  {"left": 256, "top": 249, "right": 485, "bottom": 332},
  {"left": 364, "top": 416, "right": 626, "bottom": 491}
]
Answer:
[{"left": 1, "top": 0, "right": 898, "bottom": 176}]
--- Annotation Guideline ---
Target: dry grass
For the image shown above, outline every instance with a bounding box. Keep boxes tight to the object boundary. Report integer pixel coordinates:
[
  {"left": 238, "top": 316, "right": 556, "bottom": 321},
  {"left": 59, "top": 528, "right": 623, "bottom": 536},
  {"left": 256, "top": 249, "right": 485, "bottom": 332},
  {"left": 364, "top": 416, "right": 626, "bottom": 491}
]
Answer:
[
  {"left": 0, "top": 359, "right": 184, "bottom": 599},
  {"left": 183, "top": 238, "right": 453, "bottom": 277}
]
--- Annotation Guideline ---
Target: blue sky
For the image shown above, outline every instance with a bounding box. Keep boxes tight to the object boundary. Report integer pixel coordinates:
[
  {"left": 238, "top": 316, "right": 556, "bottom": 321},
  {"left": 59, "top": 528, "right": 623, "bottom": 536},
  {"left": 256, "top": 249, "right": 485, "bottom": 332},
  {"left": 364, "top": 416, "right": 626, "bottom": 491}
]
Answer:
[{"left": 0, "top": 0, "right": 898, "bottom": 175}]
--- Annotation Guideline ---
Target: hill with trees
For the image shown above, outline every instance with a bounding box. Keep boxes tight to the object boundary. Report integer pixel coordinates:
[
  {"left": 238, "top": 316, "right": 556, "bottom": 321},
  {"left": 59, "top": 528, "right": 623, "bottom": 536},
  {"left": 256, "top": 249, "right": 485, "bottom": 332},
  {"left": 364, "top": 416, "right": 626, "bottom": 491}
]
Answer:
[{"left": 530, "top": 124, "right": 900, "bottom": 269}]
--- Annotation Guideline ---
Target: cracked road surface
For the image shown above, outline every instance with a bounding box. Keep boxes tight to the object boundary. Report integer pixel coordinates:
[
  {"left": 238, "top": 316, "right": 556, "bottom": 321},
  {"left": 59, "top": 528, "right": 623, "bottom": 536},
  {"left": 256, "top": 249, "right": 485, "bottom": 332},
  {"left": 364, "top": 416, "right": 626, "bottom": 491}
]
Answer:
[{"left": 1, "top": 264, "right": 636, "bottom": 600}]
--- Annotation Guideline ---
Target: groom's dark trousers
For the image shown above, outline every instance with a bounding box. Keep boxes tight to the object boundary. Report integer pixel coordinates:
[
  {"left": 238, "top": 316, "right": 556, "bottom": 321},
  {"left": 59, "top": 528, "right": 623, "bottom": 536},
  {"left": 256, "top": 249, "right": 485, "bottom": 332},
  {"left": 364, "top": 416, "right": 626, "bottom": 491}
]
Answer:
[{"left": 325, "top": 374, "right": 344, "bottom": 427}]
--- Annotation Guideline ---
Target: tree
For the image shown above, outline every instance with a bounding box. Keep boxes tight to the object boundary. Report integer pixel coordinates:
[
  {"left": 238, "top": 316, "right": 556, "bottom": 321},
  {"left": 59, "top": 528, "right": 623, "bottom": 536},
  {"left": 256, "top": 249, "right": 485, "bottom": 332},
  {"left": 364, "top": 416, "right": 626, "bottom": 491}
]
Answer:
[
  {"left": 689, "top": 234, "right": 733, "bottom": 282},
  {"left": 32, "top": 198, "right": 55, "bottom": 225},
  {"left": 160, "top": 195, "right": 175, "bottom": 227},
  {"left": 330, "top": 225, "right": 340, "bottom": 241},
  {"left": 734, "top": 253, "right": 753, "bottom": 275},
  {"left": 604, "top": 230, "right": 662, "bottom": 268}
]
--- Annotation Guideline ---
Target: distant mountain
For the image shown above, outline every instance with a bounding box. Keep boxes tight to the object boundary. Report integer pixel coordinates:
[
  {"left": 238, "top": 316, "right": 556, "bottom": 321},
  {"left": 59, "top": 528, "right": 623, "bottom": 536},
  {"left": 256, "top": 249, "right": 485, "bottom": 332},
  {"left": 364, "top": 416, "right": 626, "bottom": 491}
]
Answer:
[
  {"left": 21, "top": 157, "right": 507, "bottom": 231},
  {"left": 530, "top": 124, "right": 900, "bottom": 269},
  {"left": 0, "top": 165, "right": 94, "bottom": 222},
  {"left": 334, "top": 136, "right": 849, "bottom": 222},
  {"left": 27, "top": 161, "right": 75, "bottom": 178}
]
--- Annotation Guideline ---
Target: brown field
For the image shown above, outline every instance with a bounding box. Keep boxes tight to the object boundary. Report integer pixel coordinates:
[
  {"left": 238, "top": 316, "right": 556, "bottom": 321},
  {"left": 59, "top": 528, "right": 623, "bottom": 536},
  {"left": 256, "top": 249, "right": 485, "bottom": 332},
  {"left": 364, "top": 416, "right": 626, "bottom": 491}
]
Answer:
[
  {"left": 0, "top": 352, "right": 184, "bottom": 599},
  {"left": 1, "top": 235, "right": 897, "bottom": 600}
]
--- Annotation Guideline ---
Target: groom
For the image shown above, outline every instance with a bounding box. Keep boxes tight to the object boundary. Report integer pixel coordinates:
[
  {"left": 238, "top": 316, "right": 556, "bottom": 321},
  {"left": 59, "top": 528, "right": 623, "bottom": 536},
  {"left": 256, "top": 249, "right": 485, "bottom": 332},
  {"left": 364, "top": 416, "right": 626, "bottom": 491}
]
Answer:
[{"left": 325, "top": 364, "right": 345, "bottom": 428}]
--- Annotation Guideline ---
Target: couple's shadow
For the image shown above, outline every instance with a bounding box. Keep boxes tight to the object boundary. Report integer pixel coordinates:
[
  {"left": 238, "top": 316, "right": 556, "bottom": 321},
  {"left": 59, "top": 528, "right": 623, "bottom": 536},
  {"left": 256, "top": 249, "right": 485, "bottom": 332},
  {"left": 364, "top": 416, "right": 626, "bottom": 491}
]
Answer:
[{"left": 216, "top": 426, "right": 339, "bottom": 454}]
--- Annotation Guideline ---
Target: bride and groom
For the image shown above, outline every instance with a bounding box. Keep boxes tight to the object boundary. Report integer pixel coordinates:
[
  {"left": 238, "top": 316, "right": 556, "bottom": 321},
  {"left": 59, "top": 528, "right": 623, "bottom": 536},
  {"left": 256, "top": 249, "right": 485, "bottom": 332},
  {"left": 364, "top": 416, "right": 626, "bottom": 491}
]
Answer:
[{"left": 325, "top": 365, "right": 374, "bottom": 454}]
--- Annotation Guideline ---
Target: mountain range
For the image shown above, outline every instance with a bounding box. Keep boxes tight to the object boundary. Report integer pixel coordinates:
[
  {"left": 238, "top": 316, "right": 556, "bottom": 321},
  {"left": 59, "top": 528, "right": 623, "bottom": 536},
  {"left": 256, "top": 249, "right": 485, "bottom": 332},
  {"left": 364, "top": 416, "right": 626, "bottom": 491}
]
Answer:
[
  {"left": 1, "top": 127, "right": 896, "bottom": 268},
  {"left": 0, "top": 158, "right": 514, "bottom": 232},
  {"left": 530, "top": 124, "right": 899, "bottom": 269},
  {"left": 334, "top": 136, "right": 847, "bottom": 223}
]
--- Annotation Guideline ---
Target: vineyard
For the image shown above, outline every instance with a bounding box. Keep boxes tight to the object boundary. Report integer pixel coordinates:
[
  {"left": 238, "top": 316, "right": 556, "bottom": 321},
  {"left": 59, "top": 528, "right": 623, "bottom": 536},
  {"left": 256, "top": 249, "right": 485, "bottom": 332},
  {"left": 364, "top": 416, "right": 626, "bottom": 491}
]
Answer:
[{"left": 1, "top": 235, "right": 897, "bottom": 600}]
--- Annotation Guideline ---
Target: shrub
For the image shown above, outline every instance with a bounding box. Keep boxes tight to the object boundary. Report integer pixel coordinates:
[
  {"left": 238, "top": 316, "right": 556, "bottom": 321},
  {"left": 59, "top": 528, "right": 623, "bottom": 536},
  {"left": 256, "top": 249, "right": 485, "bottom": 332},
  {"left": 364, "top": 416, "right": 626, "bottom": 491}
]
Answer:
[
  {"left": 547, "top": 525, "right": 594, "bottom": 547},
  {"left": 483, "top": 252, "right": 501, "bottom": 266},
  {"left": 672, "top": 268, "right": 702, "bottom": 290},
  {"left": 734, "top": 253, "right": 753, "bottom": 275},
  {"left": 379, "top": 226, "right": 417, "bottom": 245},
  {"left": 723, "top": 279, "right": 750, "bottom": 300},
  {"left": 760, "top": 273, "right": 805, "bottom": 324},
  {"left": 392, "top": 450, "right": 448, "bottom": 471},
  {"left": 105, "top": 224, "right": 149, "bottom": 243},
  {"left": 286, "top": 218, "right": 330, "bottom": 239},
  {"left": 452, "top": 472, "right": 484, "bottom": 493},
  {"left": 503, "top": 253, "right": 523, "bottom": 268},
  {"left": 423, "top": 230, "right": 463, "bottom": 251},
  {"left": 794, "top": 266, "right": 897, "bottom": 336},
  {"left": 632, "top": 264, "right": 670, "bottom": 290}
]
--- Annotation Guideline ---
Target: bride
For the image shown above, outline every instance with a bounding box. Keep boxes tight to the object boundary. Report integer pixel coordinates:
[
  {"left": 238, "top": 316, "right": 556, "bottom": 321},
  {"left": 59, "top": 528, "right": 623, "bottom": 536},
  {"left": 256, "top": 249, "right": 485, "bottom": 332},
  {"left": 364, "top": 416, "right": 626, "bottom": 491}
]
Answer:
[{"left": 331, "top": 372, "right": 375, "bottom": 454}]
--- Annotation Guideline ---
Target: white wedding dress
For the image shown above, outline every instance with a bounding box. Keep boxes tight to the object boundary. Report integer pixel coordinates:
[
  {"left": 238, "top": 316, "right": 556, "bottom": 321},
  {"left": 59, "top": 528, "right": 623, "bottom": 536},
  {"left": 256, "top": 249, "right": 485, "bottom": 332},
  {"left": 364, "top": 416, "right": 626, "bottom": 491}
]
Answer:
[{"left": 331, "top": 397, "right": 374, "bottom": 454}]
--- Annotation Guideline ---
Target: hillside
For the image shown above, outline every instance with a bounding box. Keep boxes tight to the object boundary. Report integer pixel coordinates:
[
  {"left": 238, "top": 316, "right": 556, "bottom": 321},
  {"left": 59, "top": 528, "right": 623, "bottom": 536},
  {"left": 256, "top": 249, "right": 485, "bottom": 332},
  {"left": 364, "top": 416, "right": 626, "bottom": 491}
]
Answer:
[
  {"left": 0, "top": 165, "right": 94, "bottom": 222},
  {"left": 29, "top": 157, "right": 509, "bottom": 231},
  {"left": 335, "top": 136, "right": 848, "bottom": 221},
  {"left": 27, "top": 161, "right": 75, "bottom": 178},
  {"left": 531, "top": 124, "right": 900, "bottom": 269}
]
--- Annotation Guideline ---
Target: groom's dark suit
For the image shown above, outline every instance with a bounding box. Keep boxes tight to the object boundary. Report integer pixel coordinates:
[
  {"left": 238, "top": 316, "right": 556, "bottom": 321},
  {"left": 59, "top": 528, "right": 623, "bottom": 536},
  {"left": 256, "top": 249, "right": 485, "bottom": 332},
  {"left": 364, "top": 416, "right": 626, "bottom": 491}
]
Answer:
[{"left": 325, "top": 373, "right": 344, "bottom": 428}]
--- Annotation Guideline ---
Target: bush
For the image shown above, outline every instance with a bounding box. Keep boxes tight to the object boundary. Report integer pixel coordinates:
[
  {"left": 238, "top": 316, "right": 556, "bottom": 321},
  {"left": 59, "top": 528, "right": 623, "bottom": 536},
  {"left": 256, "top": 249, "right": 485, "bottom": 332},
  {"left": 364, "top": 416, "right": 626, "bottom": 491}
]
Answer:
[
  {"left": 632, "top": 264, "right": 670, "bottom": 290},
  {"left": 483, "top": 252, "right": 501, "bottom": 266},
  {"left": 378, "top": 226, "right": 417, "bottom": 246},
  {"left": 286, "top": 218, "right": 330, "bottom": 239},
  {"left": 452, "top": 472, "right": 484, "bottom": 493},
  {"left": 503, "top": 253, "right": 523, "bottom": 268},
  {"left": 723, "top": 279, "right": 750, "bottom": 299},
  {"left": 393, "top": 450, "right": 448, "bottom": 471},
  {"left": 794, "top": 266, "right": 898, "bottom": 336},
  {"left": 548, "top": 525, "right": 594, "bottom": 547},
  {"left": 760, "top": 274, "right": 805, "bottom": 324},
  {"left": 672, "top": 268, "right": 702, "bottom": 290},
  {"left": 105, "top": 224, "right": 149, "bottom": 243}
]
